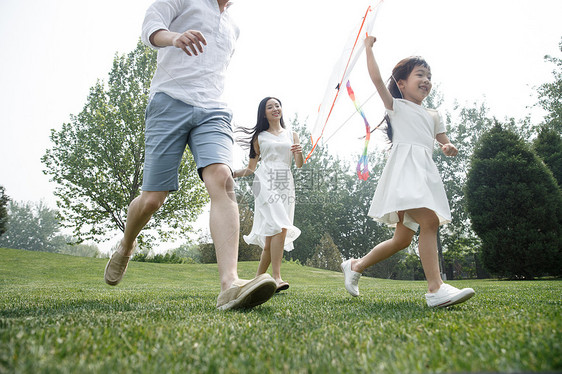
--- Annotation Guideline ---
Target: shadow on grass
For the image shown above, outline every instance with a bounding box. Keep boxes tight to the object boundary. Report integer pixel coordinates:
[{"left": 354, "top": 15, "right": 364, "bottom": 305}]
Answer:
[
  {"left": 0, "top": 293, "right": 211, "bottom": 319},
  {"left": 327, "top": 295, "right": 476, "bottom": 320},
  {"left": 332, "top": 297, "right": 425, "bottom": 312},
  {"left": 223, "top": 304, "right": 277, "bottom": 314},
  {"left": 0, "top": 285, "right": 481, "bottom": 321}
]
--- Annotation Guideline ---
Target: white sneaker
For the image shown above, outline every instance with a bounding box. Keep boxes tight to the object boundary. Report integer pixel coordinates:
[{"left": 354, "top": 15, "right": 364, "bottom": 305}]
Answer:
[
  {"left": 425, "top": 283, "right": 475, "bottom": 308},
  {"left": 341, "top": 259, "right": 361, "bottom": 297}
]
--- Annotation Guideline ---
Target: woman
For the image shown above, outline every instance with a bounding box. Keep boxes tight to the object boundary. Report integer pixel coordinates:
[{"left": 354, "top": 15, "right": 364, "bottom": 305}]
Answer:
[{"left": 234, "top": 97, "right": 303, "bottom": 292}]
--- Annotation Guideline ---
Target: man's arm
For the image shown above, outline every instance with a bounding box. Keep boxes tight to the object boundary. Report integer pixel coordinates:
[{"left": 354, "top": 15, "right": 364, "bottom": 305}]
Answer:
[{"left": 150, "top": 29, "right": 208, "bottom": 56}]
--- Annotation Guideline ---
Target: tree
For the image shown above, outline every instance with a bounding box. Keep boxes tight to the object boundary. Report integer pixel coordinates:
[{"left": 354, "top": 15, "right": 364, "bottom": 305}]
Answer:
[
  {"left": 431, "top": 96, "right": 545, "bottom": 279},
  {"left": 442, "top": 239, "right": 479, "bottom": 280},
  {"left": 237, "top": 202, "right": 262, "bottom": 261},
  {"left": 42, "top": 40, "right": 208, "bottom": 247},
  {"left": 169, "top": 242, "right": 202, "bottom": 263},
  {"left": 362, "top": 250, "right": 406, "bottom": 280},
  {"left": 198, "top": 232, "right": 217, "bottom": 264},
  {"left": 394, "top": 252, "right": 425, "bottom": 281},
  {"left": 533, "top": 125, "right": 562, "bottom": 187},
  {"left": 58, "top": 243, "right": 102, "bottom": 258},
  {"left": 537, "top": 38, "right": 562, "bottom": 133},
  {"left": 199, "top": 242, "right": 217, "bottom": 264},
  {"left": 533, "top": 38, "right": 562, "bottom": 188},
  {"left": 465, "top": 123, "right": 562, "bottom": 278},
  {"left": 306, "top": 233, "right": 342, "bottom": 271},
  {"left": 0, "top": 201, "right": 69, "bottom": 252},
  {"left": 0, "top": 186, "right": 9, "bottom": 237}
]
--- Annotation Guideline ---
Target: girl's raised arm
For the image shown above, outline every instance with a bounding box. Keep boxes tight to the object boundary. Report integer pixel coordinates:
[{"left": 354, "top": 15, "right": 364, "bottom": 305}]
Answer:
[{"left": 365, "top": 36, "right": 393, "bottom": 110}]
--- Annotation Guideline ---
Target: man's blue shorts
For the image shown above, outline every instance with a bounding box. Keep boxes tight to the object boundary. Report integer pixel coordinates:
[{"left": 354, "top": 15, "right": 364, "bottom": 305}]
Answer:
[{"left": 142, "top": 92, "right": 234, "bottom": 191}]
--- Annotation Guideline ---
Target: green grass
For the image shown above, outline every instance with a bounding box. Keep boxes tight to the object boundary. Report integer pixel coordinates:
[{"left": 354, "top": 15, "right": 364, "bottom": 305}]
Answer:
[{"left": 0, "top": 248, "right": 560, "bottom": 373}]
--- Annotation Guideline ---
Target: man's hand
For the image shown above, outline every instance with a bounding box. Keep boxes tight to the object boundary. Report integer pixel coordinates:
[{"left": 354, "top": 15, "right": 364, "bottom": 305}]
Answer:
[
  {"left": 150, "top": 29, "right": 208, "bottom": 56},
  {"left": 172, "top": 30, "right": 208, "bottom": 56}
]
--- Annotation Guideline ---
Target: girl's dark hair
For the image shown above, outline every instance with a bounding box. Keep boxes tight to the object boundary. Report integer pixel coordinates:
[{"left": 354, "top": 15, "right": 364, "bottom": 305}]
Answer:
[
  {"left": 236, "top": 97, "right": 285, "bottom": 159},
  {"left": 380, "top": 56, "right": 431, "bottom": 142}
]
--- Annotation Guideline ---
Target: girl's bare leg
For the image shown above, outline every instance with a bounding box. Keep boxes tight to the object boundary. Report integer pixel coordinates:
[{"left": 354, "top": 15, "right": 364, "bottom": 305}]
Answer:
[
  {"left": 352, "top": 215, "right": 414, "bottom": 273},
  {"left": 405, "top": 208, "right": 443, "bottom": 293}
]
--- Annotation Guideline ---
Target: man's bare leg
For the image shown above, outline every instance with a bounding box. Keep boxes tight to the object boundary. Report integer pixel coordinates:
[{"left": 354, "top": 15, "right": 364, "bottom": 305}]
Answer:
[
  {"left": 105, "top": 190, "right": 168, "bottom": 285},
  {"left": 202, "top": 164, "right": 239, "bottom": 291},
  {"left": 119, "top": 190, "right": 169, "bottom": 255}
]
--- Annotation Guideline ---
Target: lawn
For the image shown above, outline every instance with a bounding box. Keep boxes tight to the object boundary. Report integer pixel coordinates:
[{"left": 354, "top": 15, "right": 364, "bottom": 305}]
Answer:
[{"left": 0, "top": 247, "right": 560, "bottom": 373}]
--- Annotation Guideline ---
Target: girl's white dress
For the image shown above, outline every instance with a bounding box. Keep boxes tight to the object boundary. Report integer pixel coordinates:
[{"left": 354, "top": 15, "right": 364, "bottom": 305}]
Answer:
[
  {"left": 368, "top": 98, "right": 452, "bottom": 231},
  {"left": 244, "top": 129, "right": 301, "bottom": 251}
]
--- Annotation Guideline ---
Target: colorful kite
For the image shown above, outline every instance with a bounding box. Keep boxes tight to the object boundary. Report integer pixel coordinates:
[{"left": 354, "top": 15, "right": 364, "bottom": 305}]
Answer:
[{"left": 306, "top": 1, "right": 384, "bottom": 165}]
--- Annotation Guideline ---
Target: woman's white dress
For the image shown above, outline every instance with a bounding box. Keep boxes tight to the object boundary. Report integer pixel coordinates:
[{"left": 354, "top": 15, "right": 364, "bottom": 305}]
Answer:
[
  {"left": 244, "top": 129, "right": 301, "bottom": 251},
  {"left": 368, "top": 98, "right": 452, "bottom": 231}
]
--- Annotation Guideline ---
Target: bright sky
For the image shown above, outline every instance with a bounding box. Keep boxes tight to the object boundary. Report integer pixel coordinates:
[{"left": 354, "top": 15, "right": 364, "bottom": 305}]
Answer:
[{"left": 0, "top": 0, "right": 561, "bottom": 246}]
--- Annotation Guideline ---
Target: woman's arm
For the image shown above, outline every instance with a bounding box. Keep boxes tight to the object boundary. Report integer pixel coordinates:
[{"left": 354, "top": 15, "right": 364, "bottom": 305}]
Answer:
[
  {"left": 233, "top": 138, "right": 260, "bottom": 178},
  {"left": 233, "top": 157, "right": 259, "bottom": 178},
  {"left": 292, "top": 132, "right": 304, "bottom": 168}
]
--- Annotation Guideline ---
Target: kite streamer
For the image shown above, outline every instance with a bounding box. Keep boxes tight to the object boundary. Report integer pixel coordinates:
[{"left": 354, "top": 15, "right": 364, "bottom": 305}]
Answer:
[{"left": 345, "top": 80, "right": 370, "bottom": 180}]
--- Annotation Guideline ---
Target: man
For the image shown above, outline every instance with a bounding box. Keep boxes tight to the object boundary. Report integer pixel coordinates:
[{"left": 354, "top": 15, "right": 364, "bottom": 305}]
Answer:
[{"left": 104, "top": 0, "right": 277, "bottom": 310}]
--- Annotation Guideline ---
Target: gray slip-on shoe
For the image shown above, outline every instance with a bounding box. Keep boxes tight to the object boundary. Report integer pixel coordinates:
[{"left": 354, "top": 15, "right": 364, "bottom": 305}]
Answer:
[
  {"left": 104, "top": 241, "right": 135, "bottom": 286},
  {"left": 217, "top": 274, "right": 277, "bottom": 311}
]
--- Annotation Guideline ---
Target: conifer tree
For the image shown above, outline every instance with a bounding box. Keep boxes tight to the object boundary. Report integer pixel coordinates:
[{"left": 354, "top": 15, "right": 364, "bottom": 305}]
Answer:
[
  {"left": 306, "top": 233, "right": 343, "bottom": 271},
  {"left": 465, "top": 123, "right": 562, "bottom": 278},
  {"left": 533, "top": 125, "right": 562, "bottom": 187}
]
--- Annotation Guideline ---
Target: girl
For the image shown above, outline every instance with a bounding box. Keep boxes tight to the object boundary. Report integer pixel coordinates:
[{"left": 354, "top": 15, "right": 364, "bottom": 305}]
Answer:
[
  {"left": 341, "top": 36, "right": 475, "bottom": 307},
  {"left": 234, "top": 97, "right": 303, "bottom": 292}
]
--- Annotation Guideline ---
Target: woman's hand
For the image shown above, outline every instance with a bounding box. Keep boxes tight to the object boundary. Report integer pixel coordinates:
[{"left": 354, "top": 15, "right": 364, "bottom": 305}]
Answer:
[{"left": 290, "top": 144, "right": 303, "bottom": 155}]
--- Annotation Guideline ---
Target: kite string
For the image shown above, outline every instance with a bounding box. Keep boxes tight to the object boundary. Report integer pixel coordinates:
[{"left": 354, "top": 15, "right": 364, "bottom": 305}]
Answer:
[
  {"left": 306, "top": 4, "right": 375, "bottom": 162},
  {"left": 323, "top": 74, "right": 397, "bottom": 144},
  {"left": 323, "top": 90, "right": 378, "bottom": 144}
]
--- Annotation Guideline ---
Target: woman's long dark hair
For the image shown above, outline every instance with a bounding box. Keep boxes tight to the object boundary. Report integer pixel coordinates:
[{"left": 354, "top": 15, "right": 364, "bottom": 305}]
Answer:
[
  {"left": 236, "top": 97, "right": 285, "bottom": 159},
  {"left": 379, "top": 56, "right": 431, "bottom": 142}
]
